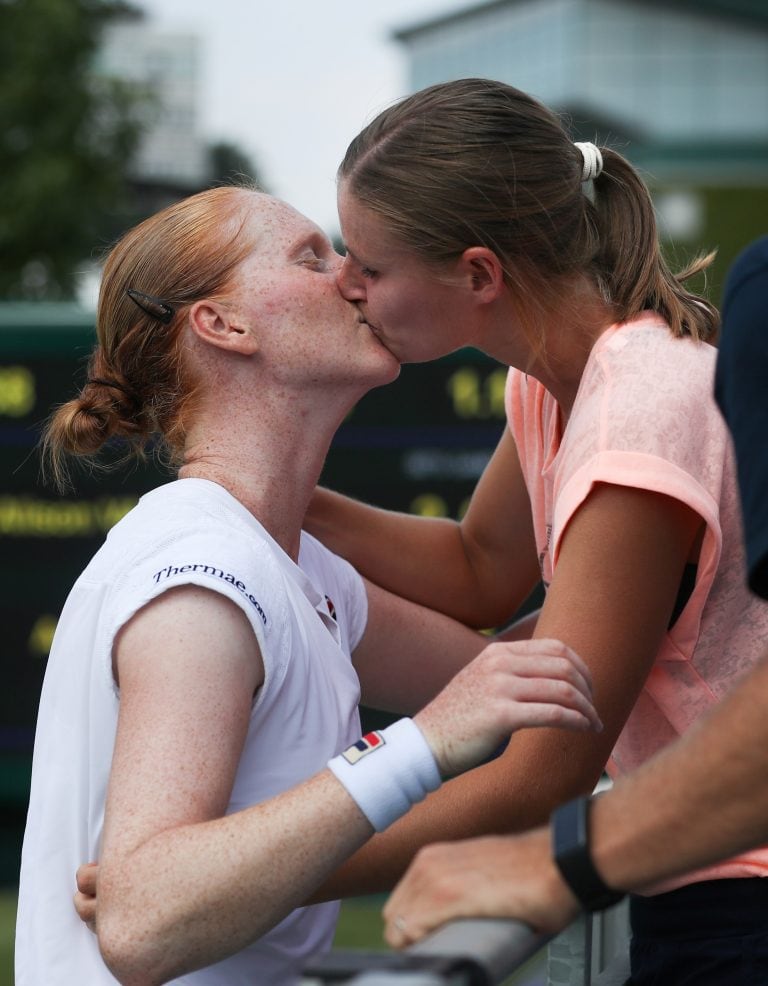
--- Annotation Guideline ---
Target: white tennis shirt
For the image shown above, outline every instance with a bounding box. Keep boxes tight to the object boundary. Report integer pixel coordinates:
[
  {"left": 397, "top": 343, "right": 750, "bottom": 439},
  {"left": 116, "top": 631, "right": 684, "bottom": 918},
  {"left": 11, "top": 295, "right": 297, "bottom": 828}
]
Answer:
[{"left": 16, "top": 478, "right": 368, "bottom": 984}]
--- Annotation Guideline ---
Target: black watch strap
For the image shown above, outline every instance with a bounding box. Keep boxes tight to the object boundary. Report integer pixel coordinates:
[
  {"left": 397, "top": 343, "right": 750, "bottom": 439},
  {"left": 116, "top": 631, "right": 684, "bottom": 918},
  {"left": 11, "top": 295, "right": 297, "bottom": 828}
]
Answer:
[{"left": 552, "top": 795, "right": 625, "bottom": 913}]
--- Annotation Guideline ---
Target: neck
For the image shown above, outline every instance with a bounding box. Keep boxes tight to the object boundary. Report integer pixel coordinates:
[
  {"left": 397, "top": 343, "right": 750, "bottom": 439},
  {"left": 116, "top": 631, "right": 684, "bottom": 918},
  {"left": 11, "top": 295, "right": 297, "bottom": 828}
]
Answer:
[
  {"left": 179, "top": 393, "right": 345, "bottom": 562},
  {"left": 482, "top": 278, "right": 616, "bottom": 420}
]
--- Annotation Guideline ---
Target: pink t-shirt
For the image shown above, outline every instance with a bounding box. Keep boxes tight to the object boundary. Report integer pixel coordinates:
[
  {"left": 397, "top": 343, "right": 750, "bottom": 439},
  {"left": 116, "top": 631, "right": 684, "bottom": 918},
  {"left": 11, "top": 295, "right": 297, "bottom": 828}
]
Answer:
[{"left": 506, "top": 312, "right": 768, "bottom": 885}]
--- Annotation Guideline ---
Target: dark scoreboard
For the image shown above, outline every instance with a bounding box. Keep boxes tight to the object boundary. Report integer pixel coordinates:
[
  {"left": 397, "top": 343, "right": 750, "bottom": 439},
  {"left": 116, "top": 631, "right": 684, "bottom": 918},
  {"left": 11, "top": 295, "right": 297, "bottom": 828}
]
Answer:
[{"left": 0, "top": 303, "right": 507, "bottom": 879}]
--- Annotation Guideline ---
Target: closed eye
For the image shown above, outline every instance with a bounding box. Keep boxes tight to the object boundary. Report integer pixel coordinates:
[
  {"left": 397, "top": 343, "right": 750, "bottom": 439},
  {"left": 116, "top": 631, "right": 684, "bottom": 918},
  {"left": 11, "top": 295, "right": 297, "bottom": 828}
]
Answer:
[
  {"left": 299, "top": 253, "right": 329, "bottom": 272},
  {"left": 359, "top": 266, "right": 378, "bottom": 278}
]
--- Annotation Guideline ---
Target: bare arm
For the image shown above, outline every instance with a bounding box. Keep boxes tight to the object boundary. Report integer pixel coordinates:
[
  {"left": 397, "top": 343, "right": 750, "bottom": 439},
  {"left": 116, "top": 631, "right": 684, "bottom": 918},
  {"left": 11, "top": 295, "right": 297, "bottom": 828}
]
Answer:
[
  {"left": 383, "top": 650, "right": 768, "bottom": 945},
  {"left": 92, "top": 586, "right": 601, "bottom": 984},
  {"left": 354, "top": 577, "right": 490, "bottom": 714},
  {"left": 307, "top": 429, "right": 541, "bottom": 628},
  {"left": 96, "top": 587, "right": 374, "bottom": 984},
  {"left": 313, "top": 483, "right": 702, "bottom": 900}
]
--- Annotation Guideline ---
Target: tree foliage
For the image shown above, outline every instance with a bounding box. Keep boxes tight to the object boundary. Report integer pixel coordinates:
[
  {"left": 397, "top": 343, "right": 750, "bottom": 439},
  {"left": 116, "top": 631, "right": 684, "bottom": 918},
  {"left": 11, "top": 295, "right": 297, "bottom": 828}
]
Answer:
[
  {"left": 0, "top": 0, "right": 147, "bottom": 299},
  {"left": 207, "top": 141, "right": 266, "bottom": 192}
]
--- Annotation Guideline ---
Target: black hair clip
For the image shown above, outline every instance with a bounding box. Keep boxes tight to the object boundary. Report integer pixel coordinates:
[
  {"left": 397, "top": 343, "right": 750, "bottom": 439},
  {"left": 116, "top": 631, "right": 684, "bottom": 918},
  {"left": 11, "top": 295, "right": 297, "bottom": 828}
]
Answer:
[{"left": 126, "top": 288, "right": 175, "bottom": 325}]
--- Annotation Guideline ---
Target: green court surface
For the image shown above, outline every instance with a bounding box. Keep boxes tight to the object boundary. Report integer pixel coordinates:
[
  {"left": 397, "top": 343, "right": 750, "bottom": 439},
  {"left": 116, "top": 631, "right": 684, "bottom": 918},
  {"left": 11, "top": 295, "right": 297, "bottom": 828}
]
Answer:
[
  {"left": 0, "top": 890, "right": 545, "bottom": 983},
  {"left": 0, "top": 891, "right": 15, "bottom": 986},
  {"left": 0, "top": 890, "right": 386, "bottom": 985}
]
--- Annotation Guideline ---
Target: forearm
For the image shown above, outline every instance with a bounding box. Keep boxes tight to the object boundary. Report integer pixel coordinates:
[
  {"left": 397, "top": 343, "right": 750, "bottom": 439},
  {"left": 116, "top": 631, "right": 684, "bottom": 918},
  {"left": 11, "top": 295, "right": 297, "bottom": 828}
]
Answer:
[
  {"left": 304, "top": 489, "right": 537, "bottom": 629},
  {"left": 590, "top": 655, "right": 768, "bottom": 893},
  {"left": 98, "top": 772, "right": 372, "bottom": 985},
  {"left": 314, "top": 723, "right": 611, "bottom": 901},
  {"left": 307, "top": 488, "right": 503, "bottom": 626},
  {"left": 382, "top": 657, "right": 768, "bottom": 950}
]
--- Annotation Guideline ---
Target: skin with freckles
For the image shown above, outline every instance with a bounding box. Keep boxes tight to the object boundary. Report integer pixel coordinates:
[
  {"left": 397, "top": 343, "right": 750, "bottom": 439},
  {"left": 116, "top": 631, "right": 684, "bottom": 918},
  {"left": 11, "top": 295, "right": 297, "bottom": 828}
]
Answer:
[{"left": 24, "top": 188, "right": 603, "bottom": 984}]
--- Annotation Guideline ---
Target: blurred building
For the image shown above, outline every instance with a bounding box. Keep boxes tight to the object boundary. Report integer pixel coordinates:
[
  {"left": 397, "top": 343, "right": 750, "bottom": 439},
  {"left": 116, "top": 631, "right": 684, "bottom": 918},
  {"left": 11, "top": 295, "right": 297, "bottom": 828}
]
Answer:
[
  {"left": 393, "top": 0, "right": 768, "bottom": 293},
  {"left": 95, "top": 19, "right": 208, "bottom": 211}
]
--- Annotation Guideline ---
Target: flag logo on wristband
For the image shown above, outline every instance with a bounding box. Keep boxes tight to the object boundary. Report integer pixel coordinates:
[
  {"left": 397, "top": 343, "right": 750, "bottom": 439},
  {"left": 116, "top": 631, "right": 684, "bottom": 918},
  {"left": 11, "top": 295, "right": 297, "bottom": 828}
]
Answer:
[{"left": 342, "top": 731, "right": 385, "bottom": 765}]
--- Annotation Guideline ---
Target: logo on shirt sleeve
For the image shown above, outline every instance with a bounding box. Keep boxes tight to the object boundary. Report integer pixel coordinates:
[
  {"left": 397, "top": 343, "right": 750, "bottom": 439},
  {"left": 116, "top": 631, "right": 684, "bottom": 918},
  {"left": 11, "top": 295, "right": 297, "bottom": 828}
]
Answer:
[{"left": 152, "top": 563, "right": 267, "bottom": 625}]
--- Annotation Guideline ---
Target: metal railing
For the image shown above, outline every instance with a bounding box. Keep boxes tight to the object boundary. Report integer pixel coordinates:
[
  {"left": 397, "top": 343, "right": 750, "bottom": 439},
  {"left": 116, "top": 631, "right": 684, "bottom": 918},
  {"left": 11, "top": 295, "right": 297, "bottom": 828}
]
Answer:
[{"left": 302, "top": 900, "right": 630, "bottom": 986}]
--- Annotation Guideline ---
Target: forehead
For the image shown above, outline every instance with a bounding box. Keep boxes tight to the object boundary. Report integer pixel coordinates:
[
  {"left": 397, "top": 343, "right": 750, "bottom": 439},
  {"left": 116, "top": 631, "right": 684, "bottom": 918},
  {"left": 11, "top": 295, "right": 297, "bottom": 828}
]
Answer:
[
  {"left": 337, "top": 183, "right": 419, "bottom": 267},
  {"left": 338, "top": 186, "right": 385, "bottom": 250},
  {"left": 244, "top": 194, "right": 321, "bottom": 254}
]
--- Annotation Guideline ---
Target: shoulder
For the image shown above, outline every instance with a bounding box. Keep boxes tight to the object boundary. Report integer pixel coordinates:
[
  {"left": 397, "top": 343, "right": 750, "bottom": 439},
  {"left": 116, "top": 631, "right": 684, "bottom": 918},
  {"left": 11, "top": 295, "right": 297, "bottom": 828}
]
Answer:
[
  {"left": 555, "top": 316, "right": 729, "bottom": 508},
  {"left": 722, "top": 236, "right": 768, "bottom": 315},
  {"left": 596, "top": 314, "right": 716, "bottom": 390},
  {"left": 299, "top": 531, "right": 368, "bottom": 648},
  {"left": 299, "top": 531, "right": 365, "bottom": 609},
  {"left": 103, "top": 482, "right": 289, "bottom": 642},
  {"left": 575, "top": 315, "right": 719, "bottom": 436},
  {"left": 716, "top": 237, "right": 768, "bottom": 422}
]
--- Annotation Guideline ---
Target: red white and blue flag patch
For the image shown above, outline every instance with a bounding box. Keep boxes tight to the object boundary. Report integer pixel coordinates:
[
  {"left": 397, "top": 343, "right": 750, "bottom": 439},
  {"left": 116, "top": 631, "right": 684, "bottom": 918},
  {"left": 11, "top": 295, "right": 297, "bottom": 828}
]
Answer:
[{"left": 342, "top": 731, "right": 385, "bottom": 765}]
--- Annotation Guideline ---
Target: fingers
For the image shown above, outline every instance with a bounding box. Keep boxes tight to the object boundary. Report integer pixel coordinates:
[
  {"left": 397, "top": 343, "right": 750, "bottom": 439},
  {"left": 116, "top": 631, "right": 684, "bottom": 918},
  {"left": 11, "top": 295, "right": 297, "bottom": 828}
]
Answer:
[
  {"left": 526, "top": 638, "right": 593, "bottom": 685},
  {"left": 382, "top": 844, "right": 465, "bottom": 948},
  {"left": 73, "top": 890, "right": 97, "bottom": 933},
  {"left": 485, "top": 640, "right": 595, "bottom": 699},
  {"left": 494, "top": 673, "right": 603, "bottom": 733},
  {"left": 416, "top": 637, "right": 601, "bottom": 777},
  {"left": 74, "top": 861, "right": 98, "bottom": 932},
  {"left": 76, "top": 861, "right": 98, "bottom": 896},
  {"left": 383, "top": 828, "right": 579, "bottom": 949}
]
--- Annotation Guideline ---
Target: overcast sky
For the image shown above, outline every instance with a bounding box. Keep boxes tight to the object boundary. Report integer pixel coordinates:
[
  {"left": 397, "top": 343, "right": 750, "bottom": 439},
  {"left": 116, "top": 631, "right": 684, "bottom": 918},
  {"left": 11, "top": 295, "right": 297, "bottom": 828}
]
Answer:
[{"left": 139, "top": 0, "right": 473, "bottom": 236}]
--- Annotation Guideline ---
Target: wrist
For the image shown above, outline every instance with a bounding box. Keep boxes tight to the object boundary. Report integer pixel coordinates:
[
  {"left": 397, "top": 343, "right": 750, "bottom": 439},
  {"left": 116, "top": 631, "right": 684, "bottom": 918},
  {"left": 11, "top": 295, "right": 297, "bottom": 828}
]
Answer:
[
  {"left": 328, "top": 718, "right": 441, "bottom": 832},
  {"left": 551, "top": 795, "right": 625, "bottom": 913}
]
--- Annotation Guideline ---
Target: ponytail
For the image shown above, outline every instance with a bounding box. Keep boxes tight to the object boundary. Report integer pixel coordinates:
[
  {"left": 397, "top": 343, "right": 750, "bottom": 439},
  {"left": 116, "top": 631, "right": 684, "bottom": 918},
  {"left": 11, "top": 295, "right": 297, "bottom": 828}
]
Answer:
[{"left": 591, "top": 150, "right": 718, "bottom": 340}]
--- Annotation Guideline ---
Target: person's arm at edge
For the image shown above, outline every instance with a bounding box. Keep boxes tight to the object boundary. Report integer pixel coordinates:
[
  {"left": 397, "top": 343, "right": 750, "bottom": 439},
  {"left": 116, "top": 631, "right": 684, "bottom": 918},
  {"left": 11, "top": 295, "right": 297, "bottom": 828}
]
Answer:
[
  {"left": 590, "top": 649, "right": 768, "bottom": 891},
  {"left": 306, "top": 429, "right": 541, "bottom": 628},
  {"left": 382, "top": 650, "right": 768, "bottom": 946}
]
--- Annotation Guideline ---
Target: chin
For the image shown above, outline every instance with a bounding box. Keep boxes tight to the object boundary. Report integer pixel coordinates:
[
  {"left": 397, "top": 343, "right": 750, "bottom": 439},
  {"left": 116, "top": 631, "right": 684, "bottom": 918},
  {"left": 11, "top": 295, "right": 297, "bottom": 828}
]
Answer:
[{"left": 376, "top": 355, "right": 402, "bottom": 385}]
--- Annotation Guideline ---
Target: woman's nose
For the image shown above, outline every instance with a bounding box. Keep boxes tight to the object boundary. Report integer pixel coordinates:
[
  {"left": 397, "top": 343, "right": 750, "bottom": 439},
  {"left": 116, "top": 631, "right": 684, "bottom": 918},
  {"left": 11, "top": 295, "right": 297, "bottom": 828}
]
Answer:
[{"left": 336, "top": 255, "right": 366, "bottom": 301}]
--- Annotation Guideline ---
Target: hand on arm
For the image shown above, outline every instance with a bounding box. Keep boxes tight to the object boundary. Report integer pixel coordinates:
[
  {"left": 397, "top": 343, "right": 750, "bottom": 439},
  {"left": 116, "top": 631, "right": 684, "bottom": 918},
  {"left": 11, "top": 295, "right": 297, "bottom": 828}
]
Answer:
[
  {"left": 76, "top": 590, "right": 600, "bottom": 982},
  {"left": 313, "top": 483, "right": 702, "bottom": 901}
]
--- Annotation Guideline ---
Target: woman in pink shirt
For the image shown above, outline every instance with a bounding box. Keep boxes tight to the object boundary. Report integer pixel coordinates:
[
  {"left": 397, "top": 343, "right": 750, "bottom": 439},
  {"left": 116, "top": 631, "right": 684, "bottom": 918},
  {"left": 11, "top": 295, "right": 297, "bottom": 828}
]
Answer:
[{"left": 305, "top": 78, "right": 768, "bottom": 983}]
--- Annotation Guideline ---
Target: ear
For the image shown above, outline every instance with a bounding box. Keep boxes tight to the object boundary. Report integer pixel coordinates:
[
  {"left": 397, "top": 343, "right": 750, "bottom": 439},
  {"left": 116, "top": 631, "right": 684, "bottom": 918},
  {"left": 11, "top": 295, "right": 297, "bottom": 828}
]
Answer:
[
  {"left": 458, "top": 247, "right": 506, "bottom": 303},
  {"left": 188, "top": 300, "right": 259, "bottom": 356}
]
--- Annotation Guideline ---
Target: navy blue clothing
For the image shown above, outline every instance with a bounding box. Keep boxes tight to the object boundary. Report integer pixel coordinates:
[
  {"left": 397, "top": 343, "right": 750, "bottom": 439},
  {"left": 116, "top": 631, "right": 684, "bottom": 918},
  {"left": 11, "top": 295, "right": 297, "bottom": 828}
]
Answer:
[
  {"left": 714, "top": 236, "right": 768, "bottom": 600},
  {"left": 627, "top": 879, "right": 768, "bottom": 985}
]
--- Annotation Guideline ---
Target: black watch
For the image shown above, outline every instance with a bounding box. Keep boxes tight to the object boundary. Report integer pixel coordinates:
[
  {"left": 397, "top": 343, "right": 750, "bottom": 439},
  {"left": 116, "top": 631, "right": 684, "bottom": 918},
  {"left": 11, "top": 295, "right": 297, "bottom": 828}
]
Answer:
[{"left": 552, "top": 795, "right": 625, "bottom": 912}]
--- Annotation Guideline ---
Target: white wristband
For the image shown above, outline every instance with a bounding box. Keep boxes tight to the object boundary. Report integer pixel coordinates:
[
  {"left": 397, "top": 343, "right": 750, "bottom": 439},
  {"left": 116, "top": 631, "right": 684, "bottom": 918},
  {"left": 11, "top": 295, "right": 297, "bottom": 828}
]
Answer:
[{"left": 327, "top": 718, "right": 442, "bottom": 832}]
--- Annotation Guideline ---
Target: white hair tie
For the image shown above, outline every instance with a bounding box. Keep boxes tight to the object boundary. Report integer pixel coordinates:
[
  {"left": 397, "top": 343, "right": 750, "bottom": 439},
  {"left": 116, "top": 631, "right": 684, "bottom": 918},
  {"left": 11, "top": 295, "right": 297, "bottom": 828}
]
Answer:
[{"left": 574, "top": 141, "right": 603, "bottom": 182}]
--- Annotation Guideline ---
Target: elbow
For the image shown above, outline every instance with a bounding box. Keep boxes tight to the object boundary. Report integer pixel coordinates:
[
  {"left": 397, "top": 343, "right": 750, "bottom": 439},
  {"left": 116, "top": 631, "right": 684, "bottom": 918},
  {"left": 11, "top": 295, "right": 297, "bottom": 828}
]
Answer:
[
  {"left": 464, "top": 594, "right": 527, "bottom": 631},
  {"left": 98, "top": 909, "right": 175, "bottom": 986}
]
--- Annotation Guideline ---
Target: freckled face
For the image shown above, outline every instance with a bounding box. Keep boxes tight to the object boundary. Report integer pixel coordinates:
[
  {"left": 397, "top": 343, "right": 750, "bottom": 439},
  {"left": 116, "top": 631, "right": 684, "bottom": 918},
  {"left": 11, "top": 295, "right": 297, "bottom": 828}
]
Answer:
[
  {"left": 232, "top": 195, "right": 400, "bottom": 388},
  {"left": 336, "top": 182, "right": 479, "bottom": 364}
]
